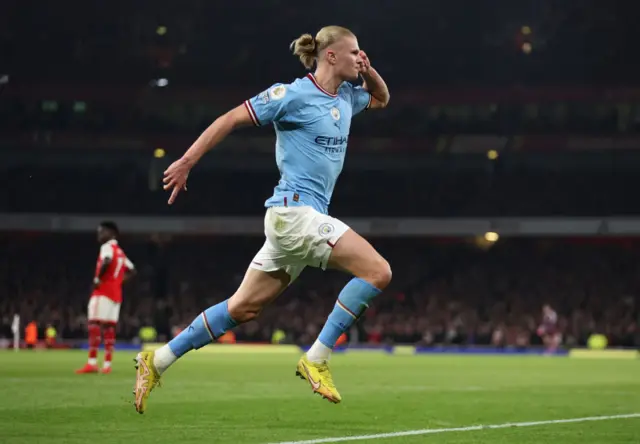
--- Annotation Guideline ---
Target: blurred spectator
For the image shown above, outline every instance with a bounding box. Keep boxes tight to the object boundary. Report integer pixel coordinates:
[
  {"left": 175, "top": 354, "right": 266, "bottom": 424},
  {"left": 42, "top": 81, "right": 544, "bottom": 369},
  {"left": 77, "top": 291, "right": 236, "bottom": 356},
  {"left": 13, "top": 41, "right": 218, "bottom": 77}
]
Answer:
[
  {"left": 1, "top": 234, "right": 638, "bottom": 348},
  {"left": 4, "top": 163, "right": 640, "bottom": 217}
]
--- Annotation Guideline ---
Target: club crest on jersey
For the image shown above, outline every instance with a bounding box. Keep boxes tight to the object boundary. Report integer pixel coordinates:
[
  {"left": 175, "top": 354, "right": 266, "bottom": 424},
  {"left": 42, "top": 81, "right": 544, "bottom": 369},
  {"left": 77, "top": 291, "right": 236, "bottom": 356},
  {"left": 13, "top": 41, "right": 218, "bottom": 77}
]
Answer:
[
  {"left": 270, "top": 85, "right": 287, "bottom": 100},
  {"left": 330, "top": 107, "right": 341, "bottom": 121},
  {"left": 318, "top": 223, "right": 335, "bottom": 237}
]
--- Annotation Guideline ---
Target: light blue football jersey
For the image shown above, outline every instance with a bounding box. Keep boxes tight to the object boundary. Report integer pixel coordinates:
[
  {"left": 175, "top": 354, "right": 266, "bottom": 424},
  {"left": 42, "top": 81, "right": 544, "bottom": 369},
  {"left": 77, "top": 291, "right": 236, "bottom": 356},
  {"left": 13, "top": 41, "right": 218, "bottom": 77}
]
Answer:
[{"left": 245, "top": 73, "right": 372, "bottom": 214}]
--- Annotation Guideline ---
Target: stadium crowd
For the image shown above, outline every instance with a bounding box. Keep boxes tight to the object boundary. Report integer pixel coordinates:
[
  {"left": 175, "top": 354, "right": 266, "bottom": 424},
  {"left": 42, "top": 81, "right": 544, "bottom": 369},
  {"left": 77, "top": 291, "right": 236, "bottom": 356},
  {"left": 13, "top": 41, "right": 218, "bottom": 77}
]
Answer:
[
  {"left": 3, "top": 1, "right": 639, "bottom": 88},
  {"left": 3, "top": 163, "right": 640, "bottom": 217},
  {"left": 2, "top": 94, "right": 639, "bottom": 136},
  {"left": 1, "top": 235, "right": 638, "bottom": 349},
  {"left": 2, "top": 1, "right": 640, "bottom": 354},
  {"left": 2, "top": 0, "right": 640, "bottom": 141}
]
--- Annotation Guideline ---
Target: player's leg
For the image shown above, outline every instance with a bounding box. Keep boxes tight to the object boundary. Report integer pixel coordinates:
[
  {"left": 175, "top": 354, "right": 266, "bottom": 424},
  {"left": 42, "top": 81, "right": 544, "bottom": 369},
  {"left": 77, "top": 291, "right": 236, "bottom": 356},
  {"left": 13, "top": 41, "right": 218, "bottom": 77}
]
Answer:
[
  {"left": 76, "top": 297, "right": 103, "bottom": 374},
  {"left": 133, "top": 266, "right": 290, "bottom": 414},
  {"left": 295, "top": 214, "right": 390, "bottom": 403},
  {"left": 307, "top": 228, "right": 391, "bottom": 363},
  {"left": 544, "top": 333, "right": 560, "bottom": 355},
  {"left": 76, "top": 322, "right": 101, "bottom": 373},
  {"left": 154, "top": 267, "right": 290, "bottom": 371},
  {"left": 101, "top": 322, "right": 117, "bottom": 373},
  {"left": 101, "top": 300, "right": 120, "bottom": 373}
]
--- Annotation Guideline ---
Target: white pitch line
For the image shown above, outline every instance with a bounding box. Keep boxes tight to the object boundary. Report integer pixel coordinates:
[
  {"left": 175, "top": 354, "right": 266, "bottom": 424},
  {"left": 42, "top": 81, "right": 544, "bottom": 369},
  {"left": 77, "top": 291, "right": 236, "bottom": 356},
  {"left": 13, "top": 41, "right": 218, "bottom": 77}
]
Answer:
[{"left": 269, "top": 413, "right": 640, "bottom": 444}]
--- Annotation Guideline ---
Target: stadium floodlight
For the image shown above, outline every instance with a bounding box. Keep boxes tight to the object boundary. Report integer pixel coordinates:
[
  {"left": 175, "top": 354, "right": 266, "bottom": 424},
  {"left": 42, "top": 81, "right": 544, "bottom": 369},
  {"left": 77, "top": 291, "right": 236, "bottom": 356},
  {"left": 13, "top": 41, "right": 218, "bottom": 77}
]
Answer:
[{"left": 484, "top": 232, "right": 500, "bottom": 242}]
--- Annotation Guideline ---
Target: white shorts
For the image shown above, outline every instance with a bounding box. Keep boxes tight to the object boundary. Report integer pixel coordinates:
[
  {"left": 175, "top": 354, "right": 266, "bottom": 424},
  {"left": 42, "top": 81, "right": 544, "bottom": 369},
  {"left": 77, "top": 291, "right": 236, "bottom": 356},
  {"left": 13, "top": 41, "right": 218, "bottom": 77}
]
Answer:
[
  {"left": 250, "top": 206, "right": 350, "bottom": 282},
  {"left": 88, "top": 296, "right": 121, "bottom": 324}
]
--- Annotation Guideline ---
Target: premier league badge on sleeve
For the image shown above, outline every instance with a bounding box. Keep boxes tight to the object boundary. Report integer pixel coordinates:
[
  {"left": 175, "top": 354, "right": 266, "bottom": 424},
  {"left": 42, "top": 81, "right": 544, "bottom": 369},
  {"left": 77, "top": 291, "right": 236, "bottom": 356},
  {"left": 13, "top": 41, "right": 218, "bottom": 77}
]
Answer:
[{"left": 270, "top": 85, "right": 287, "bottom": 100}]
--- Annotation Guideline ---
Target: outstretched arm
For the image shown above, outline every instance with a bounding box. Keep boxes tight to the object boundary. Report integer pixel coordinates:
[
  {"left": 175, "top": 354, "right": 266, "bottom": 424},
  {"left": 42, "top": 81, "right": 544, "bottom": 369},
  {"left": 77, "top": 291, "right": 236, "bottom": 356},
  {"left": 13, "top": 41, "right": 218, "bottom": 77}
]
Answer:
[
  {"left": 359, "top": 51, "right": 390, "bottom": 109},
  {"left": 182, "top": 105, "right": 253, "bottom": 166},
  {"left": 163, "top": 105, "right": 254, "bottom": 204}
]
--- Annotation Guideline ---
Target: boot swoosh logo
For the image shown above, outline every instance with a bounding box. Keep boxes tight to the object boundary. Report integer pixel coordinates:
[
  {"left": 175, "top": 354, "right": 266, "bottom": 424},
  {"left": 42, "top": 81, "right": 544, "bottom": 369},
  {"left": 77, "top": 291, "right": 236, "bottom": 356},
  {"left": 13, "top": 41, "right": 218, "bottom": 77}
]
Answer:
[
  {"left": 302, "top": 362, "right": 321, "bottom": 391},
  {"left": 135, "top": 356, "right": 150, "bottom": 409}
]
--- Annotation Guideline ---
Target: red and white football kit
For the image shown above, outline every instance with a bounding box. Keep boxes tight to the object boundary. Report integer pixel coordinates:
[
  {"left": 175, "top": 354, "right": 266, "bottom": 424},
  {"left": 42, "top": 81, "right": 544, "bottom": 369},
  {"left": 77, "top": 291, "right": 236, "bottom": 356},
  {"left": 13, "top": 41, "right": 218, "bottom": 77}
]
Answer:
[
  {"left": 77, "top": 239, "right": 134, "bottom": 374},
  {"left": 87, "top": 239, "right": 134, "bottom": 323}
]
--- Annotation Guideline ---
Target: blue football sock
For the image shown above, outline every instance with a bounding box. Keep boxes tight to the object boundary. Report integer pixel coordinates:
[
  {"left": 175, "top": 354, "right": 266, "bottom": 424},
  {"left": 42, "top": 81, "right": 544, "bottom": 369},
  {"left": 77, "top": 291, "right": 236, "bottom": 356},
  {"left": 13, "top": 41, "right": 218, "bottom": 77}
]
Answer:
[
  {"left": 318, "top": 278, "right": 381, "bottom": 349},
  {"left": 168, "top": 299, "right": 237, "bottom": 357}
]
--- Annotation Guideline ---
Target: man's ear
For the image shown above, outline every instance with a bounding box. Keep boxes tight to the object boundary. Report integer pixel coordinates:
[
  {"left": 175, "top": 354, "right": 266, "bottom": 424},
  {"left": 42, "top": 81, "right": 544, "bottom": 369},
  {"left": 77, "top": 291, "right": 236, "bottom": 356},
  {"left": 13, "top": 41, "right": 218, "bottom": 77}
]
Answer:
[{"left": 325, "top": 49, "right": 337, "bottom": 65}]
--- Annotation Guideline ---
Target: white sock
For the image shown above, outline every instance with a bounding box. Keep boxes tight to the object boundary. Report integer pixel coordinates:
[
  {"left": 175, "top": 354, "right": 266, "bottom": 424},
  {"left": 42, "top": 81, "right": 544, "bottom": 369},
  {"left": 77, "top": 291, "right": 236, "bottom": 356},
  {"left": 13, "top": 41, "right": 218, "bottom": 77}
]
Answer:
[
  {"left": 306, "top": 340, "right": 332, "bottom": 363},
  {"left": 88, "top": 358, "right": 97, "bottom": 366},
  {"left": 102, "top": 361, "right": 111, "bottom": 369},
  {"left": 153, "top": 344, "right": 177, "bottom": 375}
]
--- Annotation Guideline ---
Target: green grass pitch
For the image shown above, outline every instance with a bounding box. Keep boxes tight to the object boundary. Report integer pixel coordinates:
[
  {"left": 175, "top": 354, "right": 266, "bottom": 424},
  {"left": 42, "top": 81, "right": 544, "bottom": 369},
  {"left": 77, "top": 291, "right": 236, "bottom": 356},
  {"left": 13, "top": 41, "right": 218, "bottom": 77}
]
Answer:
[{"left": 1, "top": 350, "right": 639, "bottom": 443}]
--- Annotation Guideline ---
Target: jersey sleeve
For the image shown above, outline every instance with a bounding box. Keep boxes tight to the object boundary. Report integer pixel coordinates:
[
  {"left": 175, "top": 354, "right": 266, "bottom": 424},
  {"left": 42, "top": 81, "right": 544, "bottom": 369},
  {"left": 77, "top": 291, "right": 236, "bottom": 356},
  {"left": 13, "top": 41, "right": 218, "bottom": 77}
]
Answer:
[
  {"left": 344, "top": 83, "right": 372, "bottom": 116},
  {"left": 124, "top": 257, "right": 135, "bottom": 270},
  {"left": 99, "top": 244, "right": 114, "bottom": 260},
  {"left": 244, "top": 83, "right": 294, "bottom": 126}
]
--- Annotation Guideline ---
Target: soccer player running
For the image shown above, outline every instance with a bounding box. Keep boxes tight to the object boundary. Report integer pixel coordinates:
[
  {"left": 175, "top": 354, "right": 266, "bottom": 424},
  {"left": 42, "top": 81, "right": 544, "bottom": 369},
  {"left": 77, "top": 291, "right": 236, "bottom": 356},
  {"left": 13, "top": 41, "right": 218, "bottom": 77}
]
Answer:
[
  {"left": 77, "top": 222, "right": 136, "bottom": 374},
  {"left": 133, "top": 26, "right": 390, "bottom": 413}
]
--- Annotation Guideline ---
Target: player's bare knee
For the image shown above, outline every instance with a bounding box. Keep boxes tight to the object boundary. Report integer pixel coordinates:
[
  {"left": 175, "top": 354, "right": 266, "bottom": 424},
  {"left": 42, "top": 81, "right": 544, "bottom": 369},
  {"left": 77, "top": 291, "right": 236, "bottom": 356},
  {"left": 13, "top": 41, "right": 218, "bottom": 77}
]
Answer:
[{"left": 365, "top": 257, "right": 392, "bottom": 290}]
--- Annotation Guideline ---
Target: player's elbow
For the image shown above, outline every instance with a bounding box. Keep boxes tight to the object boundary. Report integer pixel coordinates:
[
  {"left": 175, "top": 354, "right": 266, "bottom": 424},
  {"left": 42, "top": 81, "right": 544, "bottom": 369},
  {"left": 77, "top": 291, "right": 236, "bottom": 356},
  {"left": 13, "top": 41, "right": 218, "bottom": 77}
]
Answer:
[
  {"left": 382, "top": 94, "right": 390, "bottom": 108},
  {"left": 370, "top": 94, "right": 390, "bottom": 110}
]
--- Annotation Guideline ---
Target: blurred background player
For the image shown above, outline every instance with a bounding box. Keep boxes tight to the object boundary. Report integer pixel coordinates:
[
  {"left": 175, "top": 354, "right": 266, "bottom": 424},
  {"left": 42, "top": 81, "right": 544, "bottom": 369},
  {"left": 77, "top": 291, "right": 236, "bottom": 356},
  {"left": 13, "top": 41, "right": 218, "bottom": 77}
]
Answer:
[
  {"left": 76, "top": 221, "right": 136, "bottom": 374},
  {"left": 24, "top": 319, "right": 38, "bottom": 350},
  {"left": 45, "top": 323, "right": 57, "bottom": 349},
  {"left": 537, "top": 304, "right": 561, "bottom": 355},
  {"left": 133, "top": 25, "right": 390, "bottom": 413}
]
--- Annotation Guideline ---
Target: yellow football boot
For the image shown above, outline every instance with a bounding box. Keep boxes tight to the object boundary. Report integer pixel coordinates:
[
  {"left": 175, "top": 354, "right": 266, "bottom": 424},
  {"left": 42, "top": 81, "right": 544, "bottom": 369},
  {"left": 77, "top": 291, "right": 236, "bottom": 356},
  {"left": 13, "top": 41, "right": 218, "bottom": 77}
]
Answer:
[
  {"left": 295, "top": 355, "right": 342, "bottom": 403},
  {"left": 133, "top": 351, "right": 161, "bottom": 414}
]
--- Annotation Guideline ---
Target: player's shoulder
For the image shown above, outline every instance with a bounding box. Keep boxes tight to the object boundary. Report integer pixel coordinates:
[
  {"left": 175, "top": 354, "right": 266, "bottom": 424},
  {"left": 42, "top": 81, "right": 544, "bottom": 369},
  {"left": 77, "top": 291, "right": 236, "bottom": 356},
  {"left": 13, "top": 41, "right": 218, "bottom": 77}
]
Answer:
[
  {"left": 337, "top": 81, "right": 358, "bottom": 96},
  {"left": 108, "top": 241, "right": 123, "bottom": 254},
  {"left": 117, "top": 244, "right": 129, "bottom": 257},
  {"left": 337, "top": 81, "right": 368, "bottom": 107},
  {"left": 267, "top": 76, "right": 356, "bottom": 98},
  {"left": 262, "top": 77, "right": 307, "bottom": 102},
  {"left": 259, "top": 77, "right": 314, "bottom": 115}
]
